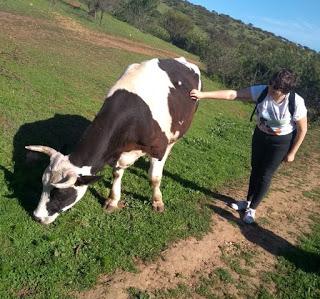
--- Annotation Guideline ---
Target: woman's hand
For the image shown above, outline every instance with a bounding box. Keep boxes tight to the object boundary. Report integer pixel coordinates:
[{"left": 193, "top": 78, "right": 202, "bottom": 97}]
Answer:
[
  {"left": 284, "top": 152, "right": 295, "bottom": 163},
  {"left": 190, "top": 89, "right": 202, "bottom": 101}
]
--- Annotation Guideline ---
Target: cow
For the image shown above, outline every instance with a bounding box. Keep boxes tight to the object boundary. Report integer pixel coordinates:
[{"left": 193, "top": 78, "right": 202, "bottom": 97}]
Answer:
[{"left": 26, "top": 57, "right": 201, "bottom": 224}]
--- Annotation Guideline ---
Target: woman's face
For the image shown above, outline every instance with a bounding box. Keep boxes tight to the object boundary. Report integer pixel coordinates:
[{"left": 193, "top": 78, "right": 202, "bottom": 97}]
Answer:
[{"left": 268, "top": 85, "right": 286, "bottom": 100}]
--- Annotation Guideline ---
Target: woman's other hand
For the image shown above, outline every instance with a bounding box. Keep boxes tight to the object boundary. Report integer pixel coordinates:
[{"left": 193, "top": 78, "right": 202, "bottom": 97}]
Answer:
[{"left": 284, "top": 152, "right": 295, "bottom": 162}]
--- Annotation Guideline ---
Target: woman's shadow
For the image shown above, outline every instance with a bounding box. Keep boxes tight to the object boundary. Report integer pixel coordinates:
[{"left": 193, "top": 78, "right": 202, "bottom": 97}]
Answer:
[
  {"left": 131, "top": 159, "right": 320, "bottom": 274},
  {"left": 0, "top": 113, "right": 91, "bottom": 215},
  {"left": 210, "top": 205, "right": 320, "bottom": 274}
]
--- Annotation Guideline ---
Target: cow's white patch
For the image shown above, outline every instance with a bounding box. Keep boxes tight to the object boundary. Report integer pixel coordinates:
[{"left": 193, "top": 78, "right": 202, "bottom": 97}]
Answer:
[
  {"left": 74, "top": 165, "right": 92, "bottom": 176},
  {"left": 174, "top": 57, "right": 201, "bottom": 90},
  {"left": 108, "top": 168, "right": 124, "bottom": 206},
  {"left": 148, "top": 143, "right": 175, "bottom": 210},
  {"left": 116, "top": 150, "right": 145, "bottom": 169},
  {"left": 107, "top": 58, "right": 175, "bottom": 140},
  {"left": 107, "top": 151, "right": 145, "bottom": 207},
  {"left": 107, "top": 58, "right": 201, "bottom": 141},
  {"left": 33, "top": 186, "right": 51, "bottom": 219},
  {"left": 170, "top": 131, "right": 180, "bottom": 143}
]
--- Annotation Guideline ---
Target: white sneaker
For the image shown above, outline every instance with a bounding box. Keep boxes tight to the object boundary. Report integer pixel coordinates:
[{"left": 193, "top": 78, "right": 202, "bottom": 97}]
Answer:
[
  {"left": 230, "top": 200, "right": 251, "bottom": 211},
  {"left": 243, "top": 208, "right": 256, "bottom": 224}
]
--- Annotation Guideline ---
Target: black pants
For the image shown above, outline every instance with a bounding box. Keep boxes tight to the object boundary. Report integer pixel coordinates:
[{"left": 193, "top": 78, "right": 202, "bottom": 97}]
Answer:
[{"left": 247, "top": 127, "right": 294, "bottom": 209}]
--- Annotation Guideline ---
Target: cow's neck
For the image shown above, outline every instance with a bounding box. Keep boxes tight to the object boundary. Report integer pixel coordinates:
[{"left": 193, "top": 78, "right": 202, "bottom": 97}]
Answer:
[{"left": 69, "top": 103, "right": 119, "bottom": 173}]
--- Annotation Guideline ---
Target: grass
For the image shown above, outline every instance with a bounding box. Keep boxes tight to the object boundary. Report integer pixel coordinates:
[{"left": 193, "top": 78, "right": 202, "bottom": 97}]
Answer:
[
  {"left": 303, "top": 188, "right": 320, "bottom": 202},
  {"left": 127, "top": 287, "right": 151, "bottom": 299}
]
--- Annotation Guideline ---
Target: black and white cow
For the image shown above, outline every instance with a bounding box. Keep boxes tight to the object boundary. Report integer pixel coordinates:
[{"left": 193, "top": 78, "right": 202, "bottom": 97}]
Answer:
[{"left": 26, "top": 57, "right": 201, "bottom": 224}]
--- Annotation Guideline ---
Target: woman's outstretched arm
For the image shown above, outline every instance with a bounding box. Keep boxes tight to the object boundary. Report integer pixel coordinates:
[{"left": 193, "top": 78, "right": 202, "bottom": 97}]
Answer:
[{"left": 190, "top": 87, "right": 253, "bottom": 102}]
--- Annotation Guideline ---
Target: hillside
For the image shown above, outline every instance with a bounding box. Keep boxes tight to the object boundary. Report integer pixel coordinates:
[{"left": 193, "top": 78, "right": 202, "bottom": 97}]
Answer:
[
  {"left": 117, "top": 0, "right": 320, "bottom": 117},
  {"left": 161, "top": 1, "right": 320, "bottom": 106},
  {"left": 162, "top": 0, "right": 317, "bottom": 52}
]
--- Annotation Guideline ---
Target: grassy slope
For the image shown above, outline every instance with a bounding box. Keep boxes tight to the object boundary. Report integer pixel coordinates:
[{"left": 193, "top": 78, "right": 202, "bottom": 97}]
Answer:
[
  {"left": 0, "top": 0, "right": 198, "bottom": 61},
  {"left": 0, "top": 1, "right": 252, "bottom": 298},
  {"left": 0, "top": 1, "right": 318, "bottom": 299}
]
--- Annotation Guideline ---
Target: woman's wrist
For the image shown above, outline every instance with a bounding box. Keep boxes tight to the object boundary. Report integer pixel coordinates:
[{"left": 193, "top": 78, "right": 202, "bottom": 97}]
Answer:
[{"left": 198, "top": 91, "right": 205, "bottom": 99}]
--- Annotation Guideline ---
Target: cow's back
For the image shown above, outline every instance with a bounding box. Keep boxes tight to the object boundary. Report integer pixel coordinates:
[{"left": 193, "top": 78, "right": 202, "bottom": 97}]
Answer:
[
  {"left": 70, "top": 58, "right": 201, "bottom": 170},
  {"left": 107, "top": 58, "right": 201, "bottom": 142}
]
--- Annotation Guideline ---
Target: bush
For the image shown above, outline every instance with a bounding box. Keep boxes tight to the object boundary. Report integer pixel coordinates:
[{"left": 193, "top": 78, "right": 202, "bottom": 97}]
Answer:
[{"left": 146, "top": 24, "right": 170, "bottom": 41}]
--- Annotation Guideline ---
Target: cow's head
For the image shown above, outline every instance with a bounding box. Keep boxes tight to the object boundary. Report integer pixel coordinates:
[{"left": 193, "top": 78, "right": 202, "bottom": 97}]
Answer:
[{"left": 26, "top": 145, "right": 100, "bottom": 224}]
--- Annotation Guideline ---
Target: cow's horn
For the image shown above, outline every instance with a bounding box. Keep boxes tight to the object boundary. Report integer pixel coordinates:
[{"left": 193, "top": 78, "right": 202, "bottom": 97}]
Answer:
[
  {"left": 25, "top": 145, "right": 57, "bottom": 157},
  {"left": 51, "top": 171, "right": 77, "bottom": 189}
]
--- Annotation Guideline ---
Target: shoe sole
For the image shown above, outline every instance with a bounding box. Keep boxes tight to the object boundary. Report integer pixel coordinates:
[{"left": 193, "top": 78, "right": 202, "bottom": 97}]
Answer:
[{"left": 230, "top": 203, "right": 247, "bottom": 211}]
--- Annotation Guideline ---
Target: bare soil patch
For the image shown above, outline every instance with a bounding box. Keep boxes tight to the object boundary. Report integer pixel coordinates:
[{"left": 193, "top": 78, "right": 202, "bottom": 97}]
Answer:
[{"left": 0, "top": 11, "right": 197, "bottom": 63}]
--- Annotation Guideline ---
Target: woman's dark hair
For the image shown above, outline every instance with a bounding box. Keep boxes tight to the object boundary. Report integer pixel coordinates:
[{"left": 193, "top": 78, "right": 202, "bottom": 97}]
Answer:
[{"left": 269, "top": 69, "right": 297, "bottom": 94}]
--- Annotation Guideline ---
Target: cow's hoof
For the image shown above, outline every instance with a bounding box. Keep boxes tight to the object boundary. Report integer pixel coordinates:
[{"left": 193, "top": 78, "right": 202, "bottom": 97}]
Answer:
[
  {"left": 103, "top": 199, "right": 118, "bottom": 213},
  {"left": 152, "top": 204, "right": 165, "bottom": 213},
  {"left": 104, "top": 200, "right": 125, "bottom": 213},
  {"left": 104, "top": 204, "right": 119, "bottom": 213}
]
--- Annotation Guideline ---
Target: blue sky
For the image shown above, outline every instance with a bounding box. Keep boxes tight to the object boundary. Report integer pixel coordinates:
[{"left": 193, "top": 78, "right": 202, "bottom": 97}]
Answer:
[{"left": 189, "top": 0, "right": 320, "bottom": 52}]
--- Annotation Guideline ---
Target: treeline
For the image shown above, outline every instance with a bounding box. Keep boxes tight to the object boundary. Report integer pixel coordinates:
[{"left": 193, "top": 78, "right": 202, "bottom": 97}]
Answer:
[{"left": 77, "top": 0, "right": 320, "bottom": 119}]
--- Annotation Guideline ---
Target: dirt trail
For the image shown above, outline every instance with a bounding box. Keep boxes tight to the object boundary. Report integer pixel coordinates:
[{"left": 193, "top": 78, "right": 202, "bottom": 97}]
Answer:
[
  {"left": 78, "top": 151, "right": 320, "bottom": 298},
  {"left": 0, "top": 11, "right": 198, "bottom": 64}
]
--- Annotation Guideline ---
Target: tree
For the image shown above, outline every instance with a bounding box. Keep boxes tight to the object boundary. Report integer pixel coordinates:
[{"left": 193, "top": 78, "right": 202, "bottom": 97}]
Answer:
[
  {"left": 115, "top": 0, "right": 159, "bottom": 29},
  {"left": 162, "top": 10, "right": 193, "bottom": 47},
  {"left": 85, "top": 0, "right": 122, "bottom": 24}
]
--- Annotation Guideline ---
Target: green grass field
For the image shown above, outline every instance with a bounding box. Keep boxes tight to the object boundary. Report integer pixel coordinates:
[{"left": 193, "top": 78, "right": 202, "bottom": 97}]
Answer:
[{"left": 0, "top": 1, "right": 319, "bottom": 298}]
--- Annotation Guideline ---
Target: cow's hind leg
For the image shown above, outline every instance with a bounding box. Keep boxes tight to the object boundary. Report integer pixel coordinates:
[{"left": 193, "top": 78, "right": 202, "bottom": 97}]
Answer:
[{"left": 148, "top": 143, "right": 175, "bottom": 212}]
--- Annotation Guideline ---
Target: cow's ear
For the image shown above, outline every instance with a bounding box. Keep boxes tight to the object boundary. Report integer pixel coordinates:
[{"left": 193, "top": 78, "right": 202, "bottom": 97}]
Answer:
[{"left": 75, "top": 175, "right": 102, "bottom": 186}]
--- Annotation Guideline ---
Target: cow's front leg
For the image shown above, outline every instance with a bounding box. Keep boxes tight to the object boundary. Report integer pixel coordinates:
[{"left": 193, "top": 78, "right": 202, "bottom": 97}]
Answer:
[
  {"left": 104, "top": 167, "right": 124, "bottom": 212},
  {"left": 148, "top": 143, "right": 174, "bottom": 212}
]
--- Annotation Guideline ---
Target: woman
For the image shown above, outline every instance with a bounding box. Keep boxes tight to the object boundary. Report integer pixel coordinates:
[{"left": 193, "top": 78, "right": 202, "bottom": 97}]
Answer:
[{"left": 190, "top": 69, "right": 308, "bottom": 224}]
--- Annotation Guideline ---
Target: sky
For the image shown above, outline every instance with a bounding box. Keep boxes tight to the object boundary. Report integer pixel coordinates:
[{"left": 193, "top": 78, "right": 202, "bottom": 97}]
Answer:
[{"left": 189, "top": 0, "right": 320, "bottom": 52}]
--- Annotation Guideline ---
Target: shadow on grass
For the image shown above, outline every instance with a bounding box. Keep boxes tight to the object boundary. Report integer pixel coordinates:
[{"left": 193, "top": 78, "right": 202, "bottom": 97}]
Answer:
[
  {"left": 88, "top": 178, "right": 149, "bottom": 207},
  {"left": 88, "top": 154, "right": 233, "bottom": 208},
  {"left": 0, "top": 114, "right": 91, "bottom": 215},
  {"left": 132, "top": 158, "right": 236, "bottom": 205},
  {"left": 210, "top": 205, "right": 320, "bottom": 274}
]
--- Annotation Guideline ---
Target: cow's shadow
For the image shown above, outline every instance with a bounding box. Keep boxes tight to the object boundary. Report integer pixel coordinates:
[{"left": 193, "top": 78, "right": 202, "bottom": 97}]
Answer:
[
  {"left": 89, "top": 153, "right": 235, "bottom": 207},
  {"left": 0, "top": 114, "right": 91, "bottom": 215}
]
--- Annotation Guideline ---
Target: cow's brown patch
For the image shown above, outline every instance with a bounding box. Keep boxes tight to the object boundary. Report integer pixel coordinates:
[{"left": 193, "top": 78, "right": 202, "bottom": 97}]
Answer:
[
  {"left": 158, "top": 59, "right": 200, "bottom": 139},
  {"left": 70, "top": 89, "right": 168, "bottom": 172}
]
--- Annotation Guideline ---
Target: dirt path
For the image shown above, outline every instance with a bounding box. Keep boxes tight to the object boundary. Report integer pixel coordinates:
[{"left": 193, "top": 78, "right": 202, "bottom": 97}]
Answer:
[
  {"left": 78, "top": 150, "right": 320, "bottom": 298},
  {"left": 0, "top": 11, "right": 198, "bottom": 64}
]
